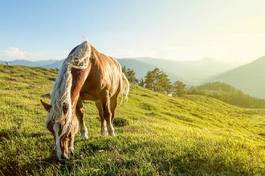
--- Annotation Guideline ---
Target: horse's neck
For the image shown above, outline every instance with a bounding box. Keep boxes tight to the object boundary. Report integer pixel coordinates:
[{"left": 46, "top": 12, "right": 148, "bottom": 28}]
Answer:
[{"left": 70, "top": 66, "right": 91, "bottom": 108}]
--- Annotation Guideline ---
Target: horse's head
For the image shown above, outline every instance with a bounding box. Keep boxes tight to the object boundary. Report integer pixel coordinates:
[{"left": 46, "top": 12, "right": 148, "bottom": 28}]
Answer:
[{"left": 41, "top": 99, "right": 78, "bottom": 160}]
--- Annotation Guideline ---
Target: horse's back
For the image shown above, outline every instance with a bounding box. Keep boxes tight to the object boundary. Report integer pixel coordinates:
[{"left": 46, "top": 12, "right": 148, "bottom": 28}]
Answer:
[{"left": 80, "top": 47, "right": 123, "bottom": 101}]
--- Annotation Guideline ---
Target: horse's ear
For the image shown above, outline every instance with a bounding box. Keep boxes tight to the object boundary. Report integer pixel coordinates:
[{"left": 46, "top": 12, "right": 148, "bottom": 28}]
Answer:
[
  {"left": 40, "top": 99, "right": 51, "bottom": 112},
  {"left": 41, "top": 93, "right": 51, "bottom": 98}
]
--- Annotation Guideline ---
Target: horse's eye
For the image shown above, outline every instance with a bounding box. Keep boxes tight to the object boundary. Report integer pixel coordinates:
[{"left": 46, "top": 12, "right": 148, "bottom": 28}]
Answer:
[
  {"left": 58, "top": 124, "right": 63, "bottom": 135},
  {"left": 62, "top": 102, "right": 68, "bottom": 115}
]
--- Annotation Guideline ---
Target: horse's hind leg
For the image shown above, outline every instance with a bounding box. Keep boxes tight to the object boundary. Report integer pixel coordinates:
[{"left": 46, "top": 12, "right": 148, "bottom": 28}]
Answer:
[
  {"left": 95, "top": 101, "right": 108, "bottom": 136},
  {"left": 76, "top": 100, "right": 88, "bottom": 139},
  {"left": 101, "top": 90, "right": 115, "bottom": 136},
  {"left": 110, "top": 95, "right": 118, "bottom": 122}
]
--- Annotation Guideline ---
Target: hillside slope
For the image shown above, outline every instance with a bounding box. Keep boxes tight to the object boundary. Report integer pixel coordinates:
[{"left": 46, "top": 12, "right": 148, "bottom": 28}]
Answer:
[
  {"left": 214, "top": 55, "right": 265, "bottom": 98},
  {"left": 0, "top": 65, "right": 265, "bottom": 175},
  {"left": 192, "top": 82, "right": 265, "bottom": 108}
]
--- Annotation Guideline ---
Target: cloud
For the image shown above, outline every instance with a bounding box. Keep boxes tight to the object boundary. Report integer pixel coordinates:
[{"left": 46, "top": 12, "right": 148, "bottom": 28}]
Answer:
[
  {"left": 0, "top": 47, "right": 68, "bottom": 61},
  {"left": 0, "top": 47, "right": 32, "bottom": 60}
]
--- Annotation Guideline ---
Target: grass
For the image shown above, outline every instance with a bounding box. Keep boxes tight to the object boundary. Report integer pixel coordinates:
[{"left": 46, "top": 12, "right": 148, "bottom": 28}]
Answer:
[{"left": 0, "top": 65, "right": 265, "bottom": 175}]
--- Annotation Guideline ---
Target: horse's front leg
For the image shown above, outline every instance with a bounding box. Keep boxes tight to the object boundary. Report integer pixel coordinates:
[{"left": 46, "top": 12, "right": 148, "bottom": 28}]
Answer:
[
  {"left": 101, "top": 119, "right": 108, "bottom": 136},
  {"left": 76, "top": 101, "right": 89, "bottom": 139},
  {"left": 69, "top": 135, "right": 75, "bottom": 156}
]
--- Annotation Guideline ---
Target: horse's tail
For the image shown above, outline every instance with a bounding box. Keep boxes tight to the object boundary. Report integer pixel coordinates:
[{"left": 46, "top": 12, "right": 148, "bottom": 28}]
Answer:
[{"left": 121, "top": 73, "right": 130, "bottom": 102}]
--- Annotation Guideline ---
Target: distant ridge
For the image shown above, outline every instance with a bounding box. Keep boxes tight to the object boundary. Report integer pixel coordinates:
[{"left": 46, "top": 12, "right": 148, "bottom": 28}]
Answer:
[
  {"left": 132, "top": 57, "right": 236, "bottom": 84},
  {"left": 214, "top": 55, "right": 265, "bottom": 98},
  {"left": 0, "top": 59, "right": 57, "bottom": 67}
]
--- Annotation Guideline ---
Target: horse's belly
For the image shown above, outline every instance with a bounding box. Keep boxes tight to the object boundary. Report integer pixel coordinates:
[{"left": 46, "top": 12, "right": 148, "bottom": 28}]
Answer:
[{"left": 80, "top": 92, "right": 99, "bottom": 101}]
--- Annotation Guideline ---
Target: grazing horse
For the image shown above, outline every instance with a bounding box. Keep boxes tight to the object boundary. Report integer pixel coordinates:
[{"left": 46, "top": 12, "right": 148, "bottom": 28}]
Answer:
[{"left": 40, "top": 41, "right": 130, "bottom": 160}]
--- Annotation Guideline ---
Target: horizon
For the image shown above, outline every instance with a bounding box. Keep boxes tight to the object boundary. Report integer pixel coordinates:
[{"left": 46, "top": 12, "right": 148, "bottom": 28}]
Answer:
[{"left": 0, "top": 0, "right": 265, "bottom": 65}]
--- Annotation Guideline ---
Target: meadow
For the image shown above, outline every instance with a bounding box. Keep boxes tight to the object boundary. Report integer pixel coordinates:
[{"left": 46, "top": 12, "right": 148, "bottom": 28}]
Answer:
[{"left": 0, "top": 65, "right": 265, "bottom": 176}]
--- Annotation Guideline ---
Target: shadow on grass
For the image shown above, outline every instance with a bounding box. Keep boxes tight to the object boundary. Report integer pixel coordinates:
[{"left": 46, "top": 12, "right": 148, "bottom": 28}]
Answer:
[
  {"left": 0, "top": 147, "right": 79, "bottom": 176},
  {"left": 0, "top": 129, "right": 47, "bottom": 141}
]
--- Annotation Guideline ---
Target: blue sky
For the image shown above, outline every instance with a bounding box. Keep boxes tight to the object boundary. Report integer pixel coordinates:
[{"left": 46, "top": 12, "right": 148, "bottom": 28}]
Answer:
[{"left": 0, "top": 0, "right": 265, "bottom": 63}]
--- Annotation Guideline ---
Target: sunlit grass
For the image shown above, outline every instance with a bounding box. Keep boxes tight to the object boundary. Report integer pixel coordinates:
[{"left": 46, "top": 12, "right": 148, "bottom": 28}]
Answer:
[{"left": 0, "top": 65, "right": 265, "bottom": 175}]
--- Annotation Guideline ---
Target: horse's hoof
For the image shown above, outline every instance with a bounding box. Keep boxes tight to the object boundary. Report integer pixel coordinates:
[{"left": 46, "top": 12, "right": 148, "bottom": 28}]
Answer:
[
  {"left": 81, "top": 128, "right": 89, "bottom": 139},
  {"left": 101, "top": 131, "right": 108, "bottom": 137},
  {"left": 69, "top": 149, "right": 75, "bottom": 158},
  {"left": 109, "top": 131, "right": 116, "bottom": 136},
  {"left": 81, "top": 132, "right": 89, "bottom": 139}
]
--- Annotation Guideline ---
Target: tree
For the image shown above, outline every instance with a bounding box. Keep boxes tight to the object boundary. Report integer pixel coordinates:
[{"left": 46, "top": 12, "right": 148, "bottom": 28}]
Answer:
[
  {"left": 157, "top": 72, "right": 172, "bottom": 93},
  {"left": 144, "top": 68, "right": 160, "bottom": 91},
  {"left": 122, "top": 66, "right": 138, "bottom": 84},
  {"left": 138, "top": 78, "right": 145, "bottom": 87},
  {"left": 144, "top": 68, "right": 171, "bottom": 93},
  {"left": 173, "top": 80, "right": 186, "bottom": 96}
]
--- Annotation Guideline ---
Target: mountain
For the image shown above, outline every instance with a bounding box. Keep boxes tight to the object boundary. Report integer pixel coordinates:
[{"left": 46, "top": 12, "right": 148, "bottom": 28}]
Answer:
[
  {"left": 0, "top": 59, "right": 57, "bottom": 68},
  {"left": 44, "top": 59, "right": 63, "bottom": 68},
  {"left": 214, "top": 55, "right": 265, "bottom": 98},
  {"left": 1, "top": 65, "right": 265, "bottom": 175},
  {"left": 134, "top": 57, "right": 236, "bottom": 84}
]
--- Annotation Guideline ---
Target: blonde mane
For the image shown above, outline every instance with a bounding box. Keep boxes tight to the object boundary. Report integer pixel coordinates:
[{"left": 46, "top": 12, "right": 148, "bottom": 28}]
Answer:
[{"left": 47, "top": 41, "right": 92, "bottom": 136}]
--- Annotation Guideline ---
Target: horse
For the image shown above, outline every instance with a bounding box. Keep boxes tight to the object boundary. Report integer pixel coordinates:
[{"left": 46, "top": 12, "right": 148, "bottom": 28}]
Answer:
[{"left": 40, "top": 41, "right": 130, "bottom": 160}]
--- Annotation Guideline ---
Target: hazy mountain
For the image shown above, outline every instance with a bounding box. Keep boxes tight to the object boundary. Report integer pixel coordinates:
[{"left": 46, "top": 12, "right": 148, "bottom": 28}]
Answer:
[
  {"left": 134, "top": 57, "right": 236, "bottom": 84},
  {"left": 214, "top": 55, "right": 265, "bottom": 98},
  {"left": 44, "top": 60, "right": 63, "bottom": 68},
  {"left": 0, "top": 59, "right": 57, "bottom": 67}
]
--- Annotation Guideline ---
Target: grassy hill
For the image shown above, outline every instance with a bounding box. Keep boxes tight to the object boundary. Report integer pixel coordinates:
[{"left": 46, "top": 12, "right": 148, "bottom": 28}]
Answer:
[
  {"left": 191, "top": 82, "right": 265, "bottom": 108},
  {"left": 214, "top": 55, "right": 265, "bottom": 98},
  {"left": 1, "top": 65, "right": 265, "bottom": 175}
]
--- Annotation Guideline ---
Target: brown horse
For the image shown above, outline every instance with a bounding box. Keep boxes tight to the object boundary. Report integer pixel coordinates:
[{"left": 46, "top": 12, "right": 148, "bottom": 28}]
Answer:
[{"left": 40, "top": 41, "right": 129, "bottom": 160}]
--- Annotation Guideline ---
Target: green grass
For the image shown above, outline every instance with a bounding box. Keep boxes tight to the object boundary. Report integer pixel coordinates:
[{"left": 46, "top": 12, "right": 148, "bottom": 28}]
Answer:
[{"left": 1, "top": 65, "right": 265, "bottom": 176}]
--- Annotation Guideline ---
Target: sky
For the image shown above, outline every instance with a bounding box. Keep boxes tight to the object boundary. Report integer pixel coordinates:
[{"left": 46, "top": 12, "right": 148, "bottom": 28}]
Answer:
[{"left": 0, "top": 0, "right": 265, "bottom": 64}]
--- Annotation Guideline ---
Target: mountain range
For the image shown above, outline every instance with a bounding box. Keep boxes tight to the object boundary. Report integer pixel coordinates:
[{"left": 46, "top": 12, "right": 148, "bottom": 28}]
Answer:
[
  {"left": 1, "top": 55, "right": 265, "bottom": 98},
  {"left": 0, "top": 59, "right": 56, "bottom": 68},
  {"left": 130, "top": 57, "right": 236, "bottom": 84}
]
